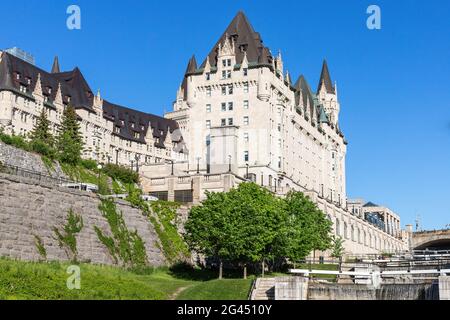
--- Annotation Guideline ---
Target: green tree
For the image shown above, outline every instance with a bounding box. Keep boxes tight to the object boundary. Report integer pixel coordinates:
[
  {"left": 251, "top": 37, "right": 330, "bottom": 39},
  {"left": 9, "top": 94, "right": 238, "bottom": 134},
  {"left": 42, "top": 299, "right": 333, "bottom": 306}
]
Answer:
[
  {"left": 225, "top": 183, "right": 286, "bottom": 278},
  {"left": 282, "top": 191, "right": 333, "bottom": 264},
  {"left": 57, "top": 105, "right": 83, "bottom": 165},
  {"left": 184, "top": 191, "right": 230, "bottom": 279},
  {"left": 185, "top": 183, "right": 285, "bottom": 279},
  {"left": 331, "top": 236, "right": 345, "bottom": 259},
  {"left": 30, "top": 108, "right": 54, "bottom": 146}
]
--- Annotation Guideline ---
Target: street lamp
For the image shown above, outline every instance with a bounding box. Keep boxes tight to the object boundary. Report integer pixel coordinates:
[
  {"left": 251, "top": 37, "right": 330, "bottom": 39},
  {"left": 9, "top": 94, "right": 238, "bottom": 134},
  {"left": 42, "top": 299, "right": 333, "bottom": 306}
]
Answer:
[
  {"left": 228, "top": 155, "right": 232, "bottom": 173},
  {"left": 196, "top": 157, "right": 201, "bottom": 174},
  {"left": 97, "top": 164, "right": 102, "bottom": 192},
  {"left": 245, "top": 163, "right": 249, "bottom": 180}
]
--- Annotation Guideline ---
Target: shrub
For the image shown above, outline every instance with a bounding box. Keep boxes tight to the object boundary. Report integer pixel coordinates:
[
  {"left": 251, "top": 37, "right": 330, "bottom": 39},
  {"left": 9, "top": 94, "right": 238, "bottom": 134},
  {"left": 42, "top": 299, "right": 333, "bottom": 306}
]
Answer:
[
  {"left": 102, "top": 164, "right": 139, "bottom": 184},
  {"left": 53, "top": 209, "right": 84, "bottom": 263},
  {"left": 30, "top": 140, "right": 56, "bottom": 159},
  {"left": 80, "top": 159, "right": 98, "bottom": 171},
  {"left": 94, "top": 198, "right": 148, "bottom": 270},
  {"left": 0, "top": 133, "right": 30, "bottom": 151},
  {"left": 33, "top": 235, "right": 47, "bottom": 261}
]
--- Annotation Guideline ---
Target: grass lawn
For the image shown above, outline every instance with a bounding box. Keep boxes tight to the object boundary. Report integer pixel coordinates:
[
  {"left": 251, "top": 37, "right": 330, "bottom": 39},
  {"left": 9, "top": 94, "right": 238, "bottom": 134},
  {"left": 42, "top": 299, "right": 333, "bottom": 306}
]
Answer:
[
  {"left": 295, "top": 263, "right": 339, "bottom": 281},
  {"left": 0, "top": 259, "right": 253, "bottom": 300},
  {"left": 176, "top": 279, "right": 253, "bottom": 300}
]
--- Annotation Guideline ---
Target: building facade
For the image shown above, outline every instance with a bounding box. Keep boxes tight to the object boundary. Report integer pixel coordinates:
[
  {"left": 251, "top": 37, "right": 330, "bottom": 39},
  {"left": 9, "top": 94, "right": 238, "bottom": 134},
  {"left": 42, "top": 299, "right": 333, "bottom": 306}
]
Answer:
[
  {"left": 166, "top": 12, "right": 346, "bottom": 206},
  {"left": 0, "top": 50, "right": 187, "bottom": 167},
  {"left": 157, "top": 11, "right": 406, "bottom": 254}
]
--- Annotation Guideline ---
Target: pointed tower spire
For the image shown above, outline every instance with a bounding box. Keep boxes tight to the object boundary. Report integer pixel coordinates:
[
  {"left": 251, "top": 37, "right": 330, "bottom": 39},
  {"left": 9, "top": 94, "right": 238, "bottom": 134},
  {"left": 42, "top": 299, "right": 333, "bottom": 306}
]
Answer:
[
  {"left": 51, "top": 56, "right": 60, "bottom": 73},
  {"left": 185, "top": 55, "right": 198, "bottom": 76},
  {"left": 317, "top": 60, "right": 335, "bottom": 94}
]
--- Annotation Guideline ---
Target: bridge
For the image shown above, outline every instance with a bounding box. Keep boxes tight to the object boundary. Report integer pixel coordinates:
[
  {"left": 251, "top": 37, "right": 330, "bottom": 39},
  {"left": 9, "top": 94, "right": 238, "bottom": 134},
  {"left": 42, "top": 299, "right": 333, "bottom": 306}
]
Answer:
[{"left": 411, "top": 229, "right": 450, "bottom": 250}]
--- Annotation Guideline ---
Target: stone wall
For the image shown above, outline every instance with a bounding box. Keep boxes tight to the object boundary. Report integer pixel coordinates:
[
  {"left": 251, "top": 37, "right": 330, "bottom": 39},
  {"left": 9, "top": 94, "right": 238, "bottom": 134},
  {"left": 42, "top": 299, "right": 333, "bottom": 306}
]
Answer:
[
  {"left": 439, "top": 276, "right": 450, "bottom": 300},
  {"left": 0, "top": 173, "right": 166, "bottom": 266},
  {"left": 0, "top": 141, "right": 66, "bottom": 178}
]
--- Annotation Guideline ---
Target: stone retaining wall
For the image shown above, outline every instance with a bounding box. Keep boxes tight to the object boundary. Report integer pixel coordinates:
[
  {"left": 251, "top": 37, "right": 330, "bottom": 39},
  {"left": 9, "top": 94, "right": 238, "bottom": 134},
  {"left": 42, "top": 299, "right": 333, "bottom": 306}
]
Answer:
[
  {"left": 0, "top": 173, "right": 166, "bottom": 266},
  {"left": 0, "top": 141, "right": 66, "bottom": 178}
]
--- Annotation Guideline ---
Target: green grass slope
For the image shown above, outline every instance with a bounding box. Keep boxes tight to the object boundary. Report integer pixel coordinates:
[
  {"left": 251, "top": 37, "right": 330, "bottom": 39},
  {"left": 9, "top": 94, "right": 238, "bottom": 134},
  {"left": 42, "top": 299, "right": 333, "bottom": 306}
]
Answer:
[{"left": 0, "top": 259, "right": 254, "bottom": 300}]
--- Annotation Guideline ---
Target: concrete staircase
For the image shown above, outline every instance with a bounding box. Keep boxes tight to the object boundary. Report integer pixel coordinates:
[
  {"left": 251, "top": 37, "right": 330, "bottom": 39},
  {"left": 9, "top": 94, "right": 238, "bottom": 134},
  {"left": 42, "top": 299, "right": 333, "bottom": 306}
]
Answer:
[{"left": 251, "top": 278, "right": 276, "bottom": 300}]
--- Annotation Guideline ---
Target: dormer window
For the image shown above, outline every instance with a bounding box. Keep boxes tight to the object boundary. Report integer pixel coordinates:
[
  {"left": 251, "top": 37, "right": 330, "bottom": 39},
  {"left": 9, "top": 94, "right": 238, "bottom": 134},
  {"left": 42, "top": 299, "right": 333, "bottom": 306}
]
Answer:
[
  {"left": 222, "top": 59, "right": 231, "bottom": 67},
  {"left": 115, "top": 126, "right": 121, "bottom": 133},
  {"left": 131, "top": 123, "right": 135, "bottom": 128},
  {"left": 19, "top": 85, "right": 27, "bottom": 93},
  {"left": 66, "top": 95, "right": 71, "bottom": 103},
  {"left": 222, "top": 70, "right": 231, "bottom": 79},
  {"left": 15, "top": 73, "right": 20, "bottom": 80},
  {"left": 26, "top": 77, "right": 32, "bottom": 85},
  {"left": 134, "top": 132, "right": 140, "bottom": 139}
]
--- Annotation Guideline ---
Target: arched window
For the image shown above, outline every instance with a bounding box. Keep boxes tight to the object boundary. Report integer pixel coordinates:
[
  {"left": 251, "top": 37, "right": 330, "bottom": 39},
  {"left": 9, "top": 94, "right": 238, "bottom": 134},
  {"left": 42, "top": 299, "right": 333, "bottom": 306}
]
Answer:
[
  {"left": 344, "top": 222, "right": 348, "bottom": 239},
  {"left": 357, "top": 228, "right": 361, "bottom": 244},
  {"left": 335, "top": 219, "right": 341, "bottom": 236},
  {"left": 368, "top": 234, "right": 372, "bottom": 248},
  {"left": 351, "top": 225, "right": 355, "bottom": 242},
  {"left": 363, "top": 231, "right": 367, "bottom": 246}
]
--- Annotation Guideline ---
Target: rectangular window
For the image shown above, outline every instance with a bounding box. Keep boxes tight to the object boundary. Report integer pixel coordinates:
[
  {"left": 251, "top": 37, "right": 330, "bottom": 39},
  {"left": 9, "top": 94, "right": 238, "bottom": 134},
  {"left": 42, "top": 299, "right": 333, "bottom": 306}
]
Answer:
[
  {"left": 222, "top": 70, "right": 226, "bottom": 79},
  {"left": 243, "top": 68, "right": 248, "bottom": 76},
  {"left": 221, "top": 119, "right": 226, "bottom": 127},
  {"left": 221, "top": 103, "right": 227, "bottom": 111},
  {"left": 206, "top": 120, "right": 211, "bottom": 129},
  {"left": 243, "top": 116, "right": 249, "bottom": 126},
  {"left": 244, "top": 82, "right": 249, "bottom": 93},
  {"left": 244, "top": 151, "right": 249, "bottom": 162},
  {"left": 244, "top": 132, "right": 249, "bottom": 142},
  {"left": 206, "top": 73, "right": 211, "bottom": 81},
  {"left": 243, "top": 100, "right": 249, "bottom": 109},
  {"left": 227, "top": 59, "right": 232, "bottom": 67},
  {"left": 228, "top": 102, "right": 233, "bottom": 111},
  {"left": 227, "top": 70, "right": 232, "bottom": 79},
  {"left": 228, "top": 85, "right": 233, "bottom": 95},
  {"left": 206, "top": 87, "right": 211, "bottom": 97},
  {"left": 222, "top": 86, "right": 226, "bottom": 95},
  {"left": 222, "top": 60, "right": 227, "bottom": 67},
  {"left": 228, "top": 118, "right": 234, "bottom": 126},
  {"left": 206, "top": 104, "right": 211, "bottom": 112}
]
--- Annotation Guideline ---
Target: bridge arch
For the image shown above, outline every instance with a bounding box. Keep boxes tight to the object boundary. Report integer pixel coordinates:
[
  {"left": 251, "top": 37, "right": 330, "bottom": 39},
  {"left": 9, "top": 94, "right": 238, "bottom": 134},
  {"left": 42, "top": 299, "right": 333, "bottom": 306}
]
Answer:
[
  {"left": 414, "top": 239, "right": 450, "bottom": 250},
  {"left": 412, "top": 230, "right": 450, "bottom": 251}
]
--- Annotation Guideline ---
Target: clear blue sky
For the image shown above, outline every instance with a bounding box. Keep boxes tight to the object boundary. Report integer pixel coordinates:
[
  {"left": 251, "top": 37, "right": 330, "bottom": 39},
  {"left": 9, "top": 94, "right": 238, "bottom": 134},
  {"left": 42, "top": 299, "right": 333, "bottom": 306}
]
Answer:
[{"left": 1, "top": 0, "right": 449, "bottom": 230}]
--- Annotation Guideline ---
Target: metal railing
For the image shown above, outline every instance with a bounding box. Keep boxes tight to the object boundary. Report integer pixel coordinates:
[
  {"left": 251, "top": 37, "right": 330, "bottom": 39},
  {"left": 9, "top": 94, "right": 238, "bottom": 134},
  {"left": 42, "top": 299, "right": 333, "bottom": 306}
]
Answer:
[{"left": 0, "top": 162, "right": 74, "bottom": 187}]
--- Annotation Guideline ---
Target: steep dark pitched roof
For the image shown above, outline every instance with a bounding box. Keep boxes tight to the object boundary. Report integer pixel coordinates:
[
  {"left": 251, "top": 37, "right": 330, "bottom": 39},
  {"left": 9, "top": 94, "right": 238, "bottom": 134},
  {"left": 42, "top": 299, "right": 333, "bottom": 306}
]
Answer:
[
  {"left": 0, "top": 51, "right": 94, "bottom": 110},
  {"left": 102, "top": 100, "right": 182, "bottom": 147},
  {"left": 294, "top": 76, "right": 314, "bottom": 107},
  {"left": 185, "top": 55, "right": 198, "bottom": 76},
  {"left": 0, "top": 51, "right": 184, "bottom": 148},
  {"left": 199, "top": 11, "right": 273, "bottom": 69},
  {"left": 51, "top": 56, "right": 60, "bottom": 73},
  {"left": 317, "top": 60, "right": 335, "bottom": 94}
]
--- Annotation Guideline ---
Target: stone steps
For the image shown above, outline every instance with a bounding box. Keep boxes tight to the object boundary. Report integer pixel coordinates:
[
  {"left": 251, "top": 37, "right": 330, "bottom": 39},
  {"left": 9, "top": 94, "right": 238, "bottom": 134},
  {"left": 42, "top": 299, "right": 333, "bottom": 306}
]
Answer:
[{"left": 251, "top": 278, "right": 276, "bottom": 300}]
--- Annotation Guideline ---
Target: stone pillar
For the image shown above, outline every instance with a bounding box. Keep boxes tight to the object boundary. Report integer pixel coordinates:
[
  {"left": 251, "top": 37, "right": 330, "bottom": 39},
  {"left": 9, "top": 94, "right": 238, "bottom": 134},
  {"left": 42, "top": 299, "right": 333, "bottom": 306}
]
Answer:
[
  {"left": 167, "top": 177, "right": 175, "bottom": 202},
  {"left": 223, "top": 173, "right": 234, "bottom": 192},
  {"left": 439, "top": 276, "right": 450, "bottom": 300},
  {"left": 192, "top": 175, "right": 201, "bottom": 205},
  {"left": 275, "top": 276, "right": 309, "bottom": 300}
]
